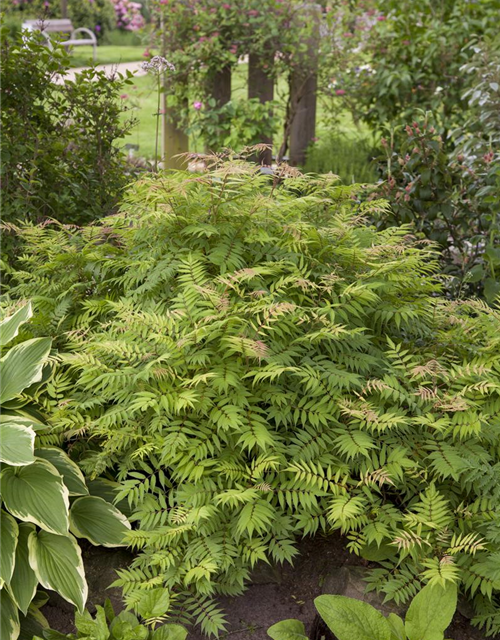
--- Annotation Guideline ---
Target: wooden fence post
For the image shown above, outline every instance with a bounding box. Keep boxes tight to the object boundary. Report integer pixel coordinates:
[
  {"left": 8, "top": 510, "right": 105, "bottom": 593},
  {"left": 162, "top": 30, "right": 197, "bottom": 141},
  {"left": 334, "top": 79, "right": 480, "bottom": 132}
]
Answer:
[
  {"left": 288, "top": 3, "right": 321, "bottom": 166},
  {"left": 248, "top": 51, "right": 274, "bottom": 165}
]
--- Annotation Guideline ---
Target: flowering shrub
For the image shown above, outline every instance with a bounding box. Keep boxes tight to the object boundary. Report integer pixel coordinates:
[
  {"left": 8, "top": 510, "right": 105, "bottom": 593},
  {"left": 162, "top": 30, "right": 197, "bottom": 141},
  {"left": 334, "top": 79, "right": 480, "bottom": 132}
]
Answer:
[
  {"left": 67, "top": 0, "right": 116, "bottom": 41},
  {"left": 111, "top": 0, "right": 145, "bottom": 32}
]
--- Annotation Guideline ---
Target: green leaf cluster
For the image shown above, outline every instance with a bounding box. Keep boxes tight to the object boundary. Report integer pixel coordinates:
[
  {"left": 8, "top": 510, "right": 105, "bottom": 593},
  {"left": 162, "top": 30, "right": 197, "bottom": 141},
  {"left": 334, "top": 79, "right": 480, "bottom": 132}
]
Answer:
[
  {"left": 268, "top": 581, "right": 457, "bottom": 640},
  {"left": 0, "top": 304, "right": 131, "bottom": 640},
  {"left": 9, "top": 162, "right": 500, "bottom": 636}
]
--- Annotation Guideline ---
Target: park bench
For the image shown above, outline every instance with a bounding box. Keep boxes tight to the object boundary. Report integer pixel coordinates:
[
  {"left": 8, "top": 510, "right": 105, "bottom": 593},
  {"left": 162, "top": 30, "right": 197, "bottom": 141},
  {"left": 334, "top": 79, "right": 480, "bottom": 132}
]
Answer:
[{"left": 22, "top": 19, "right": 97, "bottom": 62}]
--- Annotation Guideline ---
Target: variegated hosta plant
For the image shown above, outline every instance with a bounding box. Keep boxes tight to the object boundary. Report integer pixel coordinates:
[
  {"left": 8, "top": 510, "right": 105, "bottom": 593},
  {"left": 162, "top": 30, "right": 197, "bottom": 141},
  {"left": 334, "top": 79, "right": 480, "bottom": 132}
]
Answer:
[{"left": 0, "top": 303, "right": 131, "bottom": 640}]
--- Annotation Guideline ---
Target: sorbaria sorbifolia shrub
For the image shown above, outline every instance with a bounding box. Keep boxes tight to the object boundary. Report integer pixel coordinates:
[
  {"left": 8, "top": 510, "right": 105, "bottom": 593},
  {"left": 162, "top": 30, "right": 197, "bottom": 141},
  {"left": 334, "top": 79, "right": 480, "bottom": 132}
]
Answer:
[{"left": 10, "top": 159, "right": 500, "bottom": 636}]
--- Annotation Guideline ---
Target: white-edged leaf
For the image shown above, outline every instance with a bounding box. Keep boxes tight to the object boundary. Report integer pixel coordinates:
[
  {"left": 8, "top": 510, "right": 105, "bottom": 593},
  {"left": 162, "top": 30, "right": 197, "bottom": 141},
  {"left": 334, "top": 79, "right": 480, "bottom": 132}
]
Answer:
[
  {"left": 0, "top": 423, "right": 36, "bottom": 466},
  {"left": 28, "top": 530, "right": 87, "bottom": 613},
  {"left": 0, "top": 414, "right": 47, "bottom": 432},
  {"left": 267, "top": 619, "right": 309, "bottom": 640},
  {"left": 0, "top": 510, "right": 19, "bottom": 586},
  {"left": 314, "top": 595, "right": 391, "bottom": 640},
  {"left": 9, "top": 523, "right": 38, "bottom": 615},
  {"left": 1, "top": 458, "right": 70, "bottom": 535},
  {"left": 69, "top": 496, "right": 130, "bottom": 547},
  {"left": 86, "top": 478, "right": 133, "bottom": 518},
  {"left": 0, "top": 302, "right": 32, "bottom": 347},
  {"left": 1, "top": 588, "right": 20, "bottom": 640},
  {"left": 0, "top": 337, "right": 52, "bottom": 404},
  {"left": 152, "top": 624, "right": 189, "bottom": 640},
  {"left": 405, "top": 583, "right": 457, "bottom": 640},
  {"left": 35, "top": 447, "right": 88, "bottom": 496}
]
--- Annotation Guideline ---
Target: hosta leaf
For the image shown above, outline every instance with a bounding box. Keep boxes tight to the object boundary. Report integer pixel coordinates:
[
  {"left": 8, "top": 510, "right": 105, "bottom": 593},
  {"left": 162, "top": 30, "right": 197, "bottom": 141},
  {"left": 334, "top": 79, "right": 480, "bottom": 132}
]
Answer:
[
  {"left": 0, "top": 415, "right": 47, "bottom": 432},
  {"left": 405, "top": 583, "right": 457, "bottom": 640},
  {"left": 152, "top": 624, "right": 189, "bottom": 640},
  {"left": 0, "top": 302, "right": 32, "bottom": 347},
  {"left": 1, "top": 458, "right": 70, "bottom": 534},
  {"left": 69, "top": 496, "right": 130, "bottom": 547},
  {"left": 0, "top": 337, "right": 52, "bottom": 404},
  {"left": 35, "top": 447, "right": 88, "bottom": 496},
  {"left": 314, "top": 595, "right": 391, "bottom": 640},
  {"left": 0, "top": 423, "right": 36, "bottom": 466},
  {"left": 28, "top": 530, "right": 87, "bottom": 613},
  {"left": 0, "top": 509, "right": 19, "bottom": 586},
  {"left": 86, "top": 478, "right": 133, "bottom": 518},
  {"left": 267, "top": 619, "right": 309, "bottom": 640},
  {"left": 1, "top": 588, "right": 20, "bottom": 640},
  {"left": 9, "top": 523, "right": 38, "bottom": 615}
]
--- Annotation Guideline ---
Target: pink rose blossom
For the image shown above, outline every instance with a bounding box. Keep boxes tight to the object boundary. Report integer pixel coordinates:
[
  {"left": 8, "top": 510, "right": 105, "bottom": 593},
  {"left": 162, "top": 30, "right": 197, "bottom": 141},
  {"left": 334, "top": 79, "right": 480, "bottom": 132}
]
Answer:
[
  {"left": 335, "top": 89, "right": 346, "bottom": 96},
  {"left": 193, "top": 101, "right": 203, "bottom": 110}
]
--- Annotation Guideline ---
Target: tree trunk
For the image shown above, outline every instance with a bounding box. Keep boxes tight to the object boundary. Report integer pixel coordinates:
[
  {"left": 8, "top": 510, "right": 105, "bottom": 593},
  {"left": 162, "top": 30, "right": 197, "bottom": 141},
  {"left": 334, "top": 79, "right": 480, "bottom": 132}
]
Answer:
[
  {"left": 248, "top": 51, "right": 274, "bottom": 165},
  {"left": 289, "top": 3, "right": 321, "bottom": 166}
]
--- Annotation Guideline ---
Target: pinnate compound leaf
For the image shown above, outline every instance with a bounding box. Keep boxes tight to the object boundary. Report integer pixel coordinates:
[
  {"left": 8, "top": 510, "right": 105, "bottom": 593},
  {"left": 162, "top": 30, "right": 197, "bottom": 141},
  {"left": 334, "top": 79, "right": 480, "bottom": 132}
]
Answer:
[
  {"left": 9, "top": 523, "right": 38, "bottom": 615},
  {"left": 1, "top": 588, "right": 20, "bottom": 640},
  {"left": 0, "top": 422, "right": 36, "bottom": 466},
  {"left": 0, "top": 337, "right": 52, "bottom": 404},
  {"left": 405, "top": 583, "right": 457, "bottom": 640},
  {"left": 0, "top": 302, "right": 32, "bottom": 347},
  {"left": 35, "top": 447, "right": 88, "bottom": 496},
  {"left": 0, "top": 510, "right": 19, "bottom": 586},
  {"left": 267, "top": 619, "right": 309, "bottom": 640},
  {"left": 314, "top": 595, "right": 391, "bottom": 640},
  {"left": 1, "top": 459, "right": 69, "bottom": 534},
  {"left": 28, "top": 530, "right": 87, "bottom": 613},
  {"left": 69, "top": 496, "right": 130, "bottom": 547}
]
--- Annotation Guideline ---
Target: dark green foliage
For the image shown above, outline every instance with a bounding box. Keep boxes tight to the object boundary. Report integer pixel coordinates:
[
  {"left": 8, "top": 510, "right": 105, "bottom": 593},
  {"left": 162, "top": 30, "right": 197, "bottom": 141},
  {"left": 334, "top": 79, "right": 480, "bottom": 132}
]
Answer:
[
  {"left": 0, "top": 26, "right": 135, "bottom": 261},
  {"left": 304, "top": 133, "right": 378, "bottom": 184},
  {"left": 9, "top": 161, "right": 500, "bottom": 636},
  {"left": 67, "top": 0, "right": 117, "bottom": 42}
]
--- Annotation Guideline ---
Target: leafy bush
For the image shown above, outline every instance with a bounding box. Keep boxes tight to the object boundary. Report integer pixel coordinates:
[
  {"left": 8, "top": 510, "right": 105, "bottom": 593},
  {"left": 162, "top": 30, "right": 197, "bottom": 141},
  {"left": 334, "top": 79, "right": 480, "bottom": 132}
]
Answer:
[
  {"left": 375, "top": 43, "right": 500, "bottom": 302},
  {"left": 9, "top": 161, "right": 500, "bottom": 636},
  {"left": 304, "top": 133, "right": 378, "bottom": 183},
  {"left": 40, "top": 597, "right": 187, "bottom": 640},
  {"left": 0, "top": 25, "right": 135, "bottom": 258},
  {"left": 0, "top": 303, "right": 131, "bottom": 640},
  {"left": 268, "top": 582, "right": 457, "bottom": 640},
  {"left": 67, "top": 0, "right": 117, "bottom": 41}
]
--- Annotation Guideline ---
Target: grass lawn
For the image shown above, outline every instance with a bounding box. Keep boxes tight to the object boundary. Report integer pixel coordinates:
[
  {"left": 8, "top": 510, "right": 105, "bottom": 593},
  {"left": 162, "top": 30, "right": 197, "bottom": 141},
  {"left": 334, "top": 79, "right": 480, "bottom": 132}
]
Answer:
[{"left": 68, "top": 45, "right": 144, "bottom": 68}]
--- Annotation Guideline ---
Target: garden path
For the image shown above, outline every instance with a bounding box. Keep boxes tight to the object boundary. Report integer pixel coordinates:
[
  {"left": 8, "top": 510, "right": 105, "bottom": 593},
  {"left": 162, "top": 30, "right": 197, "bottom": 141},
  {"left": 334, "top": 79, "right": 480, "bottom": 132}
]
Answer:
[{"left": 53, "top": 60, "right": 146, "bottom": 84}]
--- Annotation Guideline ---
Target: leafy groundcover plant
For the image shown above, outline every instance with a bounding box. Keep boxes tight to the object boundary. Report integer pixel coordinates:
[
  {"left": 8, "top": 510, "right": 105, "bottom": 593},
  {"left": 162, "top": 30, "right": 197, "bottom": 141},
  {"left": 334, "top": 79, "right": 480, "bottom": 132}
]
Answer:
[
  {"left": 9, "top": 158, "right": 500, "bottom": 636},
  {"left": 268, "top": 582, "right": 457, "bottom": 640},
  {"left": 0, "top": 303, "right": 131, "bottom": 640}
]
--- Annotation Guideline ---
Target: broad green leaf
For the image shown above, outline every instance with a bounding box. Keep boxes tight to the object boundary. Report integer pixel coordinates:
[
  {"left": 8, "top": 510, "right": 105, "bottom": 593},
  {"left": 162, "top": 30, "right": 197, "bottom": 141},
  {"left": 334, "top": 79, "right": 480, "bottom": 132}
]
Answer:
[
  {"left": 18, "top": 603, "right": 50, "bottom": 640},
  {"left": 0, "top": 337, "right": 52, "bottom": 404},
  {"left": 0, "top": 510, "right": 19, "bottom": 586},
  {"left": 75, "top": 607, "right": 109, "bottom": 640},
  {"left": 0, "top": 414, "right": 47, "bottom": 432},
  {"left": 314, "top": 595, "right": 391, "bottom": 640},
  {"left": 0, "top": 302, "right": 32, "bottom": 347},
  {"left": 267, "top": 619, "right": 309, "bottom": 640},
  {"left": 86, "top": 478, "right": 133, "bottom": 518},
  {"left": 28, "top": 530, "right": 87, "bottom": 613},
  {"left": 35, "top": 447, "right": 88, "bottom": 496},
  {"left": 1, "top": 459, "right": 70, "bottom": 534},
  {"left": 405, "top": 583, "right": 457, "bottom": 640},
  {"left": 152, "top": 624, "right": 189, "bottom": 640},
  {"left": 136, "top": 588, "right": 170, "bottom": 619},
  {"left": 9, "top": 523, "right": 38, "bottom": 615},
  {"left": 69, "top": 496, "right": 130, "bottom": 547},
  {"left": 0, "top": 423, "right": 36, "bottom": 466},
  {"left": 387, "top": 613, "right": 406, "bottom": 640},
  {"left": 1, "top": 588, "right": 20, "bottom": 640}
]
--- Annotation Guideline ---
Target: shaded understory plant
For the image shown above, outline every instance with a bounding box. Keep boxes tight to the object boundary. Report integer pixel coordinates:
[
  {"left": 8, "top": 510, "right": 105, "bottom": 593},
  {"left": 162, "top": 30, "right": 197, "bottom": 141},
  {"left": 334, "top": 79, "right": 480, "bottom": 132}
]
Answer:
[
  {"left": 8, "top": 159, "right": 500, "bottom": 636},
  {"left": 268, "top": 582, "right": 457, "bottom": 640},
  {"left": 0, "top": 303, "right": 131, "bottom": 640}
]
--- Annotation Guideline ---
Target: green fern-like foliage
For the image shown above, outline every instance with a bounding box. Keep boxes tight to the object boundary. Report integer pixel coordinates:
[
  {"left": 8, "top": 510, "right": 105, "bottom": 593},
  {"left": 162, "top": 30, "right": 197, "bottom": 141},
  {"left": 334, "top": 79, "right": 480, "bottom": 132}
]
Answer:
[{"left": 9, "top": 160, "right": 500, "bottom": 636}]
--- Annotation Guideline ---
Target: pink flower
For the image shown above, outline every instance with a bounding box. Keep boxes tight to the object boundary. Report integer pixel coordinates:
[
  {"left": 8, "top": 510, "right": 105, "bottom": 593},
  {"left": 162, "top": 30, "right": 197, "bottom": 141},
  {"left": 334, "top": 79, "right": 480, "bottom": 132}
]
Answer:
[
  {"left": 229, "top": 44, "right": 238, "bottom": 54},
  {"left": 335, "top": 89, "right": 346, "bottom": 96},
  {"left": 223, "top": 2, "right": 231, "bottom": 8},
  {"left": 377, "top": 15, "right": 386, "bottom": 21},
  {"left": 193, "top": 101, "right": 203, "bottom": 110},
  {"left": 248, "top": 9, "right": 259, "bottom": 16},
  {"left": 402, "top": 39, "right": 411, "bottom": 45},
  {"left": 120, "top": 94, "right": 129, "bottom": 99}
]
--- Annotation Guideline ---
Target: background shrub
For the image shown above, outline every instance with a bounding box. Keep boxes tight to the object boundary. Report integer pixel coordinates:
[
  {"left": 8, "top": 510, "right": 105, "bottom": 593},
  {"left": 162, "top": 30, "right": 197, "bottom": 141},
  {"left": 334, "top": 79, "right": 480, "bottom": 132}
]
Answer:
[
  {"left": 0, "top": 27, "right": 136, "bottom": 262},
  {"left": 9, "top": 161, "right": 500, "bottom": 636},
  {"left": 67, "top": 0, "right": 117, "bottom": 42},
  {"left": 304, "top": 133, "right": 378, "bottom": 184}
]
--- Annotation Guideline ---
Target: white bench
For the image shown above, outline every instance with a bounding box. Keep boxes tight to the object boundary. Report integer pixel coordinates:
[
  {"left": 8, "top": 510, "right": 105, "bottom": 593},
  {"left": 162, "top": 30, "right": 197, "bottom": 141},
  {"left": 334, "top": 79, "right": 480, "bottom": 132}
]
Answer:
[{"left": 22, "top": 19, "right": 97, "bottom": 62}]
